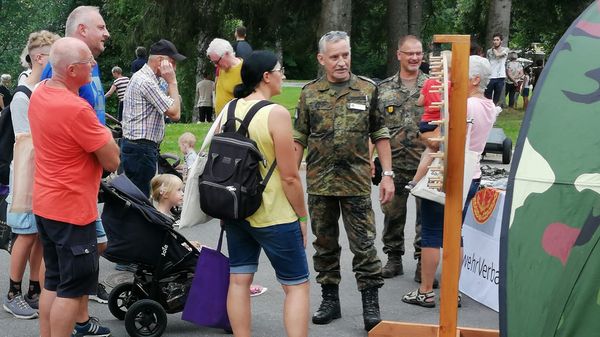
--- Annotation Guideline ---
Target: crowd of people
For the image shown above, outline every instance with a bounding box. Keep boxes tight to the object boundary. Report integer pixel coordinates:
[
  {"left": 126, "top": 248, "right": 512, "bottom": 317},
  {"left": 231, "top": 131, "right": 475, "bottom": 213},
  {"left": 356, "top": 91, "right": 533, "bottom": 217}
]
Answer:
[{"left": 0, "top": 5, "right": 515, "bottom": 337}]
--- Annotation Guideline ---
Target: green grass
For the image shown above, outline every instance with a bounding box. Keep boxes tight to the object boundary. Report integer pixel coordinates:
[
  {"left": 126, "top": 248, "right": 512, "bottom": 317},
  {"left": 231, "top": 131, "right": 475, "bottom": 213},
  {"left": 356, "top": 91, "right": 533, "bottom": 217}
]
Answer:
[
  {"left": 495, "top": 107, "right": 525, "bottom": 143},
  {"left": 161, "top": 86, "right": 526, "bottom": 155},
  {"left": 160, "top": 86, "right": 302, "bottom": 155}
]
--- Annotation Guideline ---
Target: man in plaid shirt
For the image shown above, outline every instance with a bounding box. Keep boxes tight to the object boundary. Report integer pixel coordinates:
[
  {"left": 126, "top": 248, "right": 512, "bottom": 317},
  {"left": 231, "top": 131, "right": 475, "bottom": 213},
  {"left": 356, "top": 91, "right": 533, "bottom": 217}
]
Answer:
[{"left": 121, "top": 39, "right": 185, "bottom": 196}]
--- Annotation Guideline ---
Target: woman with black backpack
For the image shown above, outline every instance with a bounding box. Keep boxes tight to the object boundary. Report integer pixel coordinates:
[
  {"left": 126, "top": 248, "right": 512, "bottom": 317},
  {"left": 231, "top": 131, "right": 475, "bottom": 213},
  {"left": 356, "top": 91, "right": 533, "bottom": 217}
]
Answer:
[{"left": 219, "top": 51, "right": 309, "bottom": 337}]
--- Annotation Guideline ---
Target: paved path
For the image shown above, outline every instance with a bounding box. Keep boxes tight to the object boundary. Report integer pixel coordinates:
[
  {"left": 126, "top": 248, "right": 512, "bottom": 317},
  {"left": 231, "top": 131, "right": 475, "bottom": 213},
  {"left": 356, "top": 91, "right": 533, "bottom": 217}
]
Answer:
[{"left": 0, "top": 159, "right": 505, "bottom": 337}]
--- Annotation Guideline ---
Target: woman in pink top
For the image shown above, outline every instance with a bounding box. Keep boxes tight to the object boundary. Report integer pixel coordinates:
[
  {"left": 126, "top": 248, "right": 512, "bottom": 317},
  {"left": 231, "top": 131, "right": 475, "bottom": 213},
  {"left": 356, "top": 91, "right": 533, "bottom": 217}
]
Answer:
[
  {"left": 402, "top": 55, "right": 497, "bottom": 308},
  {"left": 463, "top": 55, "right": 498, "bottom": 218}
]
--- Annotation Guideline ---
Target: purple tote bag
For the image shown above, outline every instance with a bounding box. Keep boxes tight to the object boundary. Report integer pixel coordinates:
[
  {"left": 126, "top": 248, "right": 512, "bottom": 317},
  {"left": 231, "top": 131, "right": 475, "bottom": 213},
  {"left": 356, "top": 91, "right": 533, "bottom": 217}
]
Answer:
[{"left": 182, "top": 228, "right": 231, "bottom": 330}]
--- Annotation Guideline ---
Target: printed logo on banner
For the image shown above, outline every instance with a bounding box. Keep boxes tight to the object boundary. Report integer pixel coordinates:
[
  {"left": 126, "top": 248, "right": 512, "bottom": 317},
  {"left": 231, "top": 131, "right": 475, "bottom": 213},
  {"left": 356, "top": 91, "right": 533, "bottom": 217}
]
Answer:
[
  {"left": 472, "top": 188, "right": 500, "bottom": 224},
  {"left": 464, "top": 188, "right": 503, "bottom": 237}
]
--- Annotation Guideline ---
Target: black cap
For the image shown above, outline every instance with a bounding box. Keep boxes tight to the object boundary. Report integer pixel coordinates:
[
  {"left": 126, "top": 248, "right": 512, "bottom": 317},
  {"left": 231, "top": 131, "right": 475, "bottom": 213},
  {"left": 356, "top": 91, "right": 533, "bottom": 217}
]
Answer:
[{"left": 149, "top": 39, "right": 186, "bottom": 61}]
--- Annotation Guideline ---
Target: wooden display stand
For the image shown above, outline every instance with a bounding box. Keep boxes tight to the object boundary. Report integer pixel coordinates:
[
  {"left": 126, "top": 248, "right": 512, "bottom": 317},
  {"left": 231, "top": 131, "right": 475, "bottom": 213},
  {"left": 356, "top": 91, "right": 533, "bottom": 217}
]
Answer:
[{"left": 369, "top": 35, "right": 499, "bottom": 337}]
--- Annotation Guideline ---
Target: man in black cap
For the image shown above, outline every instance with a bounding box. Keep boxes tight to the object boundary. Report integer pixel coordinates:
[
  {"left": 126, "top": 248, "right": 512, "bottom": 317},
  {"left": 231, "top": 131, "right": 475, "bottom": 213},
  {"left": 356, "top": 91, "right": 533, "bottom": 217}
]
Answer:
[{"left": 121, "top": 38, "right": 185, "bottom": 195}]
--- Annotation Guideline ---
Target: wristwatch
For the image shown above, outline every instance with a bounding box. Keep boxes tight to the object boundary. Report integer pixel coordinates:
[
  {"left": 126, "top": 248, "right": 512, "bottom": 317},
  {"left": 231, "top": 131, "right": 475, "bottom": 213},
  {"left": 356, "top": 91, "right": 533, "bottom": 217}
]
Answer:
[{"left": 382, "top": 170, "right": 395, "bottom": 178}]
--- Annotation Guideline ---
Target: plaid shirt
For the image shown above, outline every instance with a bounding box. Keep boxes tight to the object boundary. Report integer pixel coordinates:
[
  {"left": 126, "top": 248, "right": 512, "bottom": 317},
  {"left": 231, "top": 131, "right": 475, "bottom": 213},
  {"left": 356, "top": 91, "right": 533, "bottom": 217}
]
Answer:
[{"left": 122, "top": 64, "right": 174, "bottom": 143}]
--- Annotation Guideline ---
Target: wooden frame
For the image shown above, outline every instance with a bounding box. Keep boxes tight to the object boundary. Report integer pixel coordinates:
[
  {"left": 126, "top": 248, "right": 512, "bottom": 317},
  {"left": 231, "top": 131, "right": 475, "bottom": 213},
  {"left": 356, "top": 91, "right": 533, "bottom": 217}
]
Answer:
[{"left": 370, "top": 34, "right": 499, "bottom": 337}]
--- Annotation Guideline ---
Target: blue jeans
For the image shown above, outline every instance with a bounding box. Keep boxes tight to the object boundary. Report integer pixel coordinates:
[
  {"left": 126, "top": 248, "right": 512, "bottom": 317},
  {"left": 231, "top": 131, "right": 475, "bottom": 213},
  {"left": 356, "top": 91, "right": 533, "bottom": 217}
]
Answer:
[
  {"left": 224, "top": 220, "right": 309, "bottom": 285},
  {"left": 485, "top": 78, "right": 505, "bottom": 105},
  {"left": 462, "top": 178, "right": 481, "bottom": 221},
  {"left": 120, "top": 139, "right": 158, "bottom": 197}
]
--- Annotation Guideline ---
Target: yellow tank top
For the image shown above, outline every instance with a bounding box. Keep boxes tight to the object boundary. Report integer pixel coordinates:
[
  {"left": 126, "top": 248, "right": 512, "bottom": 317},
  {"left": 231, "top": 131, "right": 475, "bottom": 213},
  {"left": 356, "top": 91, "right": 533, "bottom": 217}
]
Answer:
[
  {"left": 215, "top": 60, "right": 243, "bottom": 115},
  {"left": 220, "top": 99, "right": 298, "bottom": 228}
]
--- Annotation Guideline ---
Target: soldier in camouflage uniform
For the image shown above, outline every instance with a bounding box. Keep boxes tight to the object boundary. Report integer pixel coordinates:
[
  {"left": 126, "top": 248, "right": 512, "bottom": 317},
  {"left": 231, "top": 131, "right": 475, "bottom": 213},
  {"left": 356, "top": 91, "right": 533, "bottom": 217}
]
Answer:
[
  {"left": 293, "top": 31, "right": 395, "bottom": 332},
  {"left": 376, "top": 35, "right": 437, "bottom": 287}
]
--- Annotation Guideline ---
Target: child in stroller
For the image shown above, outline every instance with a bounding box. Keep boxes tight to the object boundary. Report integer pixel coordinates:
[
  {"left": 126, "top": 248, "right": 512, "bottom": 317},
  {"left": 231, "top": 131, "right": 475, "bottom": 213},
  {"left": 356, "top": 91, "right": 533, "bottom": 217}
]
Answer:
[{"left": 100, "top": 174, "right": 200, "bottom": 337}]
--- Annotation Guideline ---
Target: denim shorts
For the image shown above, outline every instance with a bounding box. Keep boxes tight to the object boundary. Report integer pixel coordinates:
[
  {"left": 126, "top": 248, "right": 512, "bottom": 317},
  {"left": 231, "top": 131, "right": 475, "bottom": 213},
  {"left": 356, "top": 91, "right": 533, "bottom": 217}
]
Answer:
[
  {"left": 95, "top": 219, "right": 107, "bottom": 244},
  {"left": 420, "top": 201, "right": 465, "bottom": 248},
  {"left": 6, "top": 207, "right": 38, "bottom": 235},
  {"left": 224, "top": 220, "right": 309, "bottom": 285},
  {"left": 419, "top": 121, "right": 439, "bottom": 133},
  {"left": 36, "top": 216, "right": 99, "bottom": 298}
]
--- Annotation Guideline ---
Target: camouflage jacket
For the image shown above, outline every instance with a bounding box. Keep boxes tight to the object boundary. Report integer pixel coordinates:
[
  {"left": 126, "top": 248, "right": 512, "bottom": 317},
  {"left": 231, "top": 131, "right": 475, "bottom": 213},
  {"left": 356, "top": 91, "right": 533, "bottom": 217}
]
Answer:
[
  {"left": 377, "top": 71, "right": 428, "bottom": 181},
  {"left": 293, "top": 74, "right": 390, "bottom": 196}
]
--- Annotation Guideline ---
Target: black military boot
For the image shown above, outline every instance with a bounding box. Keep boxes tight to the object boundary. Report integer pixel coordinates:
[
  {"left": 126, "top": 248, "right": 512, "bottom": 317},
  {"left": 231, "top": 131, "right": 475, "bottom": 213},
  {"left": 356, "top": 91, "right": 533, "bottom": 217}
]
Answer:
[
  {"left": 381, "top": 253, "right": 403, "bottom": 278},
  {"left": 361, "top": 287, "right": 381, "bottom": 331},
  {"left": 312, "top": 284, "right": 341, "bottom": 325},
  {"left": 414, "top": 258, "right": 439, "bottom": 288}
]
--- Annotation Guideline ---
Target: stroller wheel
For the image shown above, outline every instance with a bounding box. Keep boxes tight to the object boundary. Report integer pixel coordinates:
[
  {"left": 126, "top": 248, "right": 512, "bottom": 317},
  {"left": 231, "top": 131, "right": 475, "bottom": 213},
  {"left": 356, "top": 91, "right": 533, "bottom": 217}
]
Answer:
[
  {"left": 109, "top": 282, "right": 139, "bottom": 320},
  {"left": 125, "top": 299, "right": 167, "bottom": 337}
]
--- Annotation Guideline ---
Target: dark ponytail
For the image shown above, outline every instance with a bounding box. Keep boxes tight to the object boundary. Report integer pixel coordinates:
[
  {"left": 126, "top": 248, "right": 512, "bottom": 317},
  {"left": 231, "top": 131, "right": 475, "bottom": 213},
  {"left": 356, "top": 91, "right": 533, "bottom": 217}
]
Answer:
[{"left": 234, "top": 83, "right": 254, "bottom": 98}]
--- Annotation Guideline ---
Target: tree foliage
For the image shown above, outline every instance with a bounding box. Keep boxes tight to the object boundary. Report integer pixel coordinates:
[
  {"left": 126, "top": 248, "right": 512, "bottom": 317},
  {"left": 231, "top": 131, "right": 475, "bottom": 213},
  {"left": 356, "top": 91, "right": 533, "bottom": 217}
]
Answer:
[
  {"left": 0, "top": 0, "right": 72, "bottom": 78},
  {"left": 0, "top": 0, "right": 595, "bottom": 121}
]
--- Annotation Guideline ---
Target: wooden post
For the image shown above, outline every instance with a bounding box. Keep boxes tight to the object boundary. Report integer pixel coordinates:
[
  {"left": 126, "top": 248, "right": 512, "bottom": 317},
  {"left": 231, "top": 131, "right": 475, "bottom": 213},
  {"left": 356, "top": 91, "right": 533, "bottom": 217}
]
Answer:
[
  {"left": 370, "top": 34, "right": 498, "bottom": 337},
  {"left": 432, "top": 34, "right": 470, "bottom": 337}
]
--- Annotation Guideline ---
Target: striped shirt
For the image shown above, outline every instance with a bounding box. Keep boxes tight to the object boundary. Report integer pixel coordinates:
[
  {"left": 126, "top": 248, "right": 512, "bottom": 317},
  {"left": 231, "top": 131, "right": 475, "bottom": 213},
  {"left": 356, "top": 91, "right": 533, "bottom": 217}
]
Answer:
[
  {"left": 113, "top": 76, "right": 130, "bottom": 101},
  {"left": 122, "top": 64, "right": 174, "bottom": 143}
]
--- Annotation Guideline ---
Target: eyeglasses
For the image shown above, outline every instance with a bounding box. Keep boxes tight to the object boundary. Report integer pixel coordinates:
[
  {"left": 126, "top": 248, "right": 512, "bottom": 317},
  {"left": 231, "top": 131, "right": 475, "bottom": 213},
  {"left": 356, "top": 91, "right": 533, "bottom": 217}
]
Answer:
[
  {"left": 398, "top": 51, "right": 424, "bottom": 57},
  {"left": 270, "top": 67, "right": 285, "bottom": 75},
  {"left": 71, "top": 56, "right": 96, "bottom": 66},
  {"left": 211, "top": 54, "right": 223, "bottom": 66}
]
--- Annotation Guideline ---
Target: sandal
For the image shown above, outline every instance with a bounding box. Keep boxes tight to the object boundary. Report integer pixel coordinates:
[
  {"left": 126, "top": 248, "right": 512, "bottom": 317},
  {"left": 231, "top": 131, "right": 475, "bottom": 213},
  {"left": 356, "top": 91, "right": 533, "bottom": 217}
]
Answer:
[
  {"left": 402, "top": 289, "right": 435, "bottom": 308},
  {"left": 250, "top": 284, "right": 268, "bottom": 297}
]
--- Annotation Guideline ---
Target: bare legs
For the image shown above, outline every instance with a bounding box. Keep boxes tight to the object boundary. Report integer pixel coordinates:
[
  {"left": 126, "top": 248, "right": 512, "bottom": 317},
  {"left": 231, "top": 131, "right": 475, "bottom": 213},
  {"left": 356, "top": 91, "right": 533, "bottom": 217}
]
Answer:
[
  {"left": 39, "top": 288, "right": 86, "bottom": 337},
  {"left": 227, "top": 273, "right": 309, "bottom": 337},
  {"left": 227, "top": 274, "right": 253, "bottom": 337},
  {"left": 9, "top": 233, "right": 42, "bottom": 294},
  {"left": 419, "top": 247, "right": 464, "bottom": 293}
]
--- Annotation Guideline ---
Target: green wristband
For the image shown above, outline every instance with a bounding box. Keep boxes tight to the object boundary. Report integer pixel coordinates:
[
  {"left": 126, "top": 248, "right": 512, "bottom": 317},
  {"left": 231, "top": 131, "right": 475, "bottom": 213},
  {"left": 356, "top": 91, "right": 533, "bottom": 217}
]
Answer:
[{"left": 298, "top": 216, "right": 308, "bottom": 222}]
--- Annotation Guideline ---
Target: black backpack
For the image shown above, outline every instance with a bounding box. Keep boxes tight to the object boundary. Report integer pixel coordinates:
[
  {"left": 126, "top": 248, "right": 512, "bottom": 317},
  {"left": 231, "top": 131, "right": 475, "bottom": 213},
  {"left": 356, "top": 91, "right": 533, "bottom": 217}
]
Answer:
[
  {"left": 0, "top": 86, "right": 32, "bottom": 185},
  {"left": 199, "top": 99, "right": 276, "bottom": 220}
]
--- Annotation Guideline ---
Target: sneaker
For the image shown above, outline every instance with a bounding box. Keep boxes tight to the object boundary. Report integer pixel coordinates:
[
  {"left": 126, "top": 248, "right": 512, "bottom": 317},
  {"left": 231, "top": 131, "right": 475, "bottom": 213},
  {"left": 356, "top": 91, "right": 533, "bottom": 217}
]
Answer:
[
  {"left": 24, "top": 293, "right": 39, "bottom": 310},
  {"left": 89, "top": 284, "right": 109, "bottom": 304},
  {"left": 401, "top": 289, "right": 436, "bottom": 308},
  {"left": 114, "top": 263, "right": 137, "bottom": 273},
  {"left": 3, "top": 294, "right": 38, "bottom": 319},
  {"left": 72, "top": 316, "right": 111, "bottom": 337},
  {"left": 250, "top": 284, "right": 267, "bottom": 297}
]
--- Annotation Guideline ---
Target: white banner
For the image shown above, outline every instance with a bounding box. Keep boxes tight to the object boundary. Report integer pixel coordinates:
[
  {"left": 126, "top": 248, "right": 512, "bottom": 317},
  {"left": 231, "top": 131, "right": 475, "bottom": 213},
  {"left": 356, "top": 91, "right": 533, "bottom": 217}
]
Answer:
[{"left": 459, "top": 188, "right": 504, "bottom": 312}]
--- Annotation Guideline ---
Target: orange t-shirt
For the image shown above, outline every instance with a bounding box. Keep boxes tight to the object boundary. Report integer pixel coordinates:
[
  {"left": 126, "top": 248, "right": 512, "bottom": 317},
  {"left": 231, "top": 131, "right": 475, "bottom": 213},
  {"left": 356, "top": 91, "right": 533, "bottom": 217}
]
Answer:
[{"left": 29, "top": 81, "right": 112, "bottom": 225}]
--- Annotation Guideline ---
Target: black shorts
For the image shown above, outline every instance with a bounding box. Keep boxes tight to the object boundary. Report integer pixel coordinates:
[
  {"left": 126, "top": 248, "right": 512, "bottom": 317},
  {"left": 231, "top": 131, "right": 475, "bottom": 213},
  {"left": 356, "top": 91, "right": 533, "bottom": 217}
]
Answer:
[
  {"left": 419, "top": 121, "right": 438, "bottom": 133},
  {"left": 521, "top": 88, "right": 530, "bottom": 97},
  {"left": 35, "top": 216, "right": 99, "bottom": 298}
]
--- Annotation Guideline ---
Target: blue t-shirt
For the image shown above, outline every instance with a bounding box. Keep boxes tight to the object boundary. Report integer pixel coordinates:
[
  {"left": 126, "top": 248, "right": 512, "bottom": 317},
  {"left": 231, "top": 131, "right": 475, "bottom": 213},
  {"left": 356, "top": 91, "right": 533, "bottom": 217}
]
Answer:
[{"left": 41, "top": 63, "right": 106, "bottom": 125}]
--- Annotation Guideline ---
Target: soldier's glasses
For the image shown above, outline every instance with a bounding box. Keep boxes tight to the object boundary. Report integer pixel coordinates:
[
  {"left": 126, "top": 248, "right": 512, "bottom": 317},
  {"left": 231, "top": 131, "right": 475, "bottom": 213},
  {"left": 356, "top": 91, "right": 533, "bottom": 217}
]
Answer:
[{"left": 398, "top": 51, "right": 424, "bottom": 57}]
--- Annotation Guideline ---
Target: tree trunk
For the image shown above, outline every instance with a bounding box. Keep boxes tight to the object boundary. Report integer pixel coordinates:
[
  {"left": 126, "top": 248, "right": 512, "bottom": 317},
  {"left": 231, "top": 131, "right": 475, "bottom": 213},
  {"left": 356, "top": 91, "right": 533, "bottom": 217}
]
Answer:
[
  {"left": 387, "top": 0, "right": 408, "bottom": 76},
  {"left": 318, "top": 0, "right": 352, "bottom": 39},
  {"left": 408, "top": 0, "right": 423, "bottom": 37},
  {"left": 316, "top": 0, "right": 351, "bottom": 77},
  {"left": 486, "top": 0, "right": 512, "bottom": 48}
]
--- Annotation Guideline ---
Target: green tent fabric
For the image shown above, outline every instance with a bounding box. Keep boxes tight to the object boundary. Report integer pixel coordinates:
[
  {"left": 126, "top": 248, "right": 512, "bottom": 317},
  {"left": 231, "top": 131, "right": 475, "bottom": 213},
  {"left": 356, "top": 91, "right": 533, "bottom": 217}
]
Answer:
[{"left": 500, "top": 1, "right": 600, "bottom": 337}]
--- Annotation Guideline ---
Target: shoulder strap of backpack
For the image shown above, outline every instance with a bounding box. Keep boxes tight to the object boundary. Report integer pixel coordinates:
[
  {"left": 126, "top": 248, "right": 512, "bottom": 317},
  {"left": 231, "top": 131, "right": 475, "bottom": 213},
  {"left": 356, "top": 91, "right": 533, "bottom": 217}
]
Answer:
[
  {"left": 14, "top": 85, "right": 32, "bottom": 98},
  {"left": 258, "top": 159, "right": 278, "bottom": 190},
  {"left": 237, "top": 100, "right": 274, "bottom": 136},
  {"left": 222, "top": 99, "right": 239, "bottom": 133}
]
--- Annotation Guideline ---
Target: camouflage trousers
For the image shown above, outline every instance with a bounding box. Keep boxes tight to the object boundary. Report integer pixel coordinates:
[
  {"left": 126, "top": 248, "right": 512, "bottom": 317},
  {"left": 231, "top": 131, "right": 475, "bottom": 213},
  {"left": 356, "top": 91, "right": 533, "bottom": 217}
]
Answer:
[
  {"left": 308, "top": 194, "right": 384, "bottom": 291},
  {"left": 380, "top": 170, "right": 422, "bottom": 260}
]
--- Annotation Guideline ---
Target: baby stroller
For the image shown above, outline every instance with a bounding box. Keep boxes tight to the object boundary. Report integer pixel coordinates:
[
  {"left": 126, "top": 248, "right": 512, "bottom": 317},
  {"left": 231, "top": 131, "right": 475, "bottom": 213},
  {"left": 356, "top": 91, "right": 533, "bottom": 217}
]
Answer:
[{"left": 101, "top": 174, "right": 199, "bottom": 337}]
